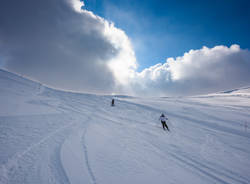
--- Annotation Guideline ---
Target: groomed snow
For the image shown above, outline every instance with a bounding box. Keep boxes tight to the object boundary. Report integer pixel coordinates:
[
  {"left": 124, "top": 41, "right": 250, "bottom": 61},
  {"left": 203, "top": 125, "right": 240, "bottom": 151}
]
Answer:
[{"left": 0, "top": 69, "right": 250, "bottom": 184}]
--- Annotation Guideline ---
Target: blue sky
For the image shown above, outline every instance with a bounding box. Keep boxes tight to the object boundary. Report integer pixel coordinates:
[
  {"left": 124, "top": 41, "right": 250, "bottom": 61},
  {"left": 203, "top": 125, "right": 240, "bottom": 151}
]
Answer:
[
  {"left": 1, "top": 0, "right": 250, "bottom": 96},
  {"left": 84, "top": 0, "right": 250, "bottom": 71}
]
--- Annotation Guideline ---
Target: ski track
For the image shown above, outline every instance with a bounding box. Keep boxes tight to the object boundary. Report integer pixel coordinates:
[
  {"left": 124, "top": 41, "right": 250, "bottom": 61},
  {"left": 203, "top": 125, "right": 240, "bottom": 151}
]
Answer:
[
  {"left": 119, "top": 100, "right": 250, "bottom": 139},
  {"left": 0, "top": 119, "right": 75, "bottom": 183},
  {"left": 95, "top": 100, "right": 250, "bottom": 184},
  {"left": 81, "top": 118, "right": 97, "bottom": 184},
  {"left": 149, "top": 141, "right": 249, "bottom": 184},
  {"left": 60, "top": 107, "right": 99, "bottom": 184}
]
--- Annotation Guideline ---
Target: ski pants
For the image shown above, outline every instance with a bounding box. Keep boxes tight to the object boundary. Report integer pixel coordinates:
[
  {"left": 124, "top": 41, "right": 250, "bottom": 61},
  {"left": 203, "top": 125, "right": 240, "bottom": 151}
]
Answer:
[{"left": 161, "top": 121, "right": 169, "bottom": 131}]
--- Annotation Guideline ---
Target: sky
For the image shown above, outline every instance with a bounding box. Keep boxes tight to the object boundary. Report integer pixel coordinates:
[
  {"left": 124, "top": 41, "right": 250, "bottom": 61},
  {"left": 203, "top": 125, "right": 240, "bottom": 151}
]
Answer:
[
  {"left": 0, "top": 0, "right": 250, "bottom": 96},
  {"left": 84, "top": 0, "right": 250, "bottom": 71}
]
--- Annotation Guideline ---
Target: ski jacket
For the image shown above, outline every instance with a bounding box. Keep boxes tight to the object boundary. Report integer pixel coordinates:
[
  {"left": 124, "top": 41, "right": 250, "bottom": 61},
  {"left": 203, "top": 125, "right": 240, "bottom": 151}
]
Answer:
[{"left": 159, "top": 116, "right": 168, "bottom": 122}]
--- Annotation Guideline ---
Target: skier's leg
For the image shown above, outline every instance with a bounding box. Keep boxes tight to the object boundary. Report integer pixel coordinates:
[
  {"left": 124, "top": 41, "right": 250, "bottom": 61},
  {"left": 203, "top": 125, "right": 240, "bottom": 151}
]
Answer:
[
  {"left": 165, "top": 123, "right": 169, "bottom": 131},
  {"left": 161, "top": 121, "right": 165, "bottom": 130}
]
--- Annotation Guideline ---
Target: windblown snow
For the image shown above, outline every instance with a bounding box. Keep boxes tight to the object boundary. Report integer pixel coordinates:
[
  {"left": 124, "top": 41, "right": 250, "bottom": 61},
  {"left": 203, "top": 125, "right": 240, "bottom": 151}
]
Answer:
[{"left": 0, "top": 69, "right": 250, "bottom": 184}]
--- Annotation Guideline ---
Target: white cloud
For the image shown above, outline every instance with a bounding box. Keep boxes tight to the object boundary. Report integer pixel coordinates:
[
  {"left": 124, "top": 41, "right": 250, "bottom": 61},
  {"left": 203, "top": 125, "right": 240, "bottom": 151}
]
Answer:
[
  {"left": 0, "top": 0, "right": 137, "bottom": 94},
  {"left": 0, "top": 0, "right": 250, "bottom": 96},
  {"left": 130, "top": 44, "right": 250, "bottom": 96},
  {"left": 69, "top": 0, "right": 84, "bottom": 13}
]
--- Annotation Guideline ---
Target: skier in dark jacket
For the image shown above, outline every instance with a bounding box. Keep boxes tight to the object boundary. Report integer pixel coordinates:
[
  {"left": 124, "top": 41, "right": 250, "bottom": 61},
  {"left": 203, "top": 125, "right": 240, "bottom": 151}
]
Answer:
[
  {"left": 111, "top": 98, "right": 115, "bottom": 106},
  {"left": 159, "top": 113, "right": 169, "bottom": 131}
]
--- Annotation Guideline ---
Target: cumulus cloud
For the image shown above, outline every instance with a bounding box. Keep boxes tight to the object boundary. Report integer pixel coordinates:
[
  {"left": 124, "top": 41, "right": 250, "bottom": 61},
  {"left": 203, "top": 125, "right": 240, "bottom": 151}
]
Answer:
[
  {"left": 0, "top": 0, "right": 136, "bottom": 94},
  {"left": 131, "top": 45, "right": 250, "bottom": 96},
  {"left": 0, "top": 0, "right": 250, "bottom": 96}
]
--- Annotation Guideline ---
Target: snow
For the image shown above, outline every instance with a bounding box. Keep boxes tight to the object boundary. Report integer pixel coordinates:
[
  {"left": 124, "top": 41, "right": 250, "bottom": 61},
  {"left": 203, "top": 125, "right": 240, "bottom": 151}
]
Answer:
[{"left": 0, "top": 68, "right": 250, "bottom": 184}]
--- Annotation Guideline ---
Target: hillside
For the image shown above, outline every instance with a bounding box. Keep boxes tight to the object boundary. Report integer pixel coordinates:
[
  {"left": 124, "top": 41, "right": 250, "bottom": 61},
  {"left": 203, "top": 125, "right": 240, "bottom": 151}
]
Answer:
[{"left": 0, "top": 69, "right": 250, "bottom": 184}]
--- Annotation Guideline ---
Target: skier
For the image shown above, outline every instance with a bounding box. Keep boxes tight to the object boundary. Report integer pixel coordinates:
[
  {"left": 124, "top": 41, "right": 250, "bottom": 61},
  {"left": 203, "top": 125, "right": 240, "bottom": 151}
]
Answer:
[
  {"left": 159, "top": 113, "right": 169, "bottom": 131},
  {"left": 111, "top": 98, "right": 115, "bottom": 106}
]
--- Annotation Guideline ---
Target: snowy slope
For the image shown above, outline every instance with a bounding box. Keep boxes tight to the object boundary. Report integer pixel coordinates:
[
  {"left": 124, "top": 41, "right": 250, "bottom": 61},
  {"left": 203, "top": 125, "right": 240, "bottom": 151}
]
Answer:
[{"left": 0, "top": 69, "right": 250, "bottom": 184}]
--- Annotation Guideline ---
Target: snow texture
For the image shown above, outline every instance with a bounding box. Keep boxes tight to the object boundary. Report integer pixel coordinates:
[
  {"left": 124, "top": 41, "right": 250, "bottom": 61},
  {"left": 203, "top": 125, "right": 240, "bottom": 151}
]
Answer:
[{"left": 0, "top": 68, "right": 250, "bottom": 184}]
